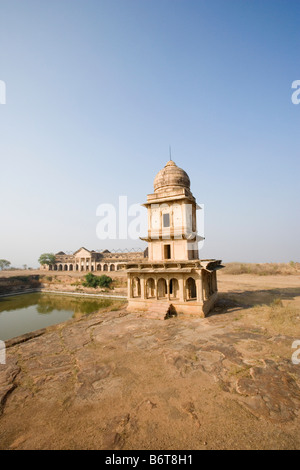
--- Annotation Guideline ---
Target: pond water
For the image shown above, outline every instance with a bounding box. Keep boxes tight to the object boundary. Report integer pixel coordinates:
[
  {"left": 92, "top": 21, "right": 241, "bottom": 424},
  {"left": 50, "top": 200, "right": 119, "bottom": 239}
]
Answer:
[{"left": 0, "top": 293, "right": 123, "bottom": 341}]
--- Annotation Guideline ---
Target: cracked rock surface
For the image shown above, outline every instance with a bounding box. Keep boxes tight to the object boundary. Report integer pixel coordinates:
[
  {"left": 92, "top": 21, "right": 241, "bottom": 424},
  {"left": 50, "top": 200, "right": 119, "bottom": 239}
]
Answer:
[{"left": 0, "top": 274, "right": 300, "bottom": 450}]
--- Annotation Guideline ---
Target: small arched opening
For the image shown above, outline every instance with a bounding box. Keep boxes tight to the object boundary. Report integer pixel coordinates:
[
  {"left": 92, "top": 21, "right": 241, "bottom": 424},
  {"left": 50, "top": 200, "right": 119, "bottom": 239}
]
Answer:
[
  {"left": 170, "top": 278, "right": 179, "bottom": 299},
  {"left": 186, "top": 277, "right": 197, "bottom": 300},
  {"left": 146, "top": 278, "right": 155, "bottom": 298},
  {"left": 157, "top": 278, "right": 167, "bottom": 299},
  {"left": 132, "top": 277, "right": 141, "bottom": 298}
]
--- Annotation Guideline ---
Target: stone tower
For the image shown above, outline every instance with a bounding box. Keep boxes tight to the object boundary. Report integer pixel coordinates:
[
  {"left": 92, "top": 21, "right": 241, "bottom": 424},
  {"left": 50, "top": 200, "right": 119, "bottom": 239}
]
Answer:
[
  {"left": 127, "top": 160, "right": 223, "bottom": 318},
  {"left": 144, "top": 160, "right": 200, "bottom": 262}
]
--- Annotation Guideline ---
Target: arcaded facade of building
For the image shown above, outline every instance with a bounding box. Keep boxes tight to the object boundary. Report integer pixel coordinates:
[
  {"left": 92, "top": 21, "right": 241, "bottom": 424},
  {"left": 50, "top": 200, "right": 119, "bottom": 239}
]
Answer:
[
  {"left": 41, "top": 247, "right": 146, "bottom": 273},
  {"left": 127, "top": 160, "right": 223, "bottom": 317}
]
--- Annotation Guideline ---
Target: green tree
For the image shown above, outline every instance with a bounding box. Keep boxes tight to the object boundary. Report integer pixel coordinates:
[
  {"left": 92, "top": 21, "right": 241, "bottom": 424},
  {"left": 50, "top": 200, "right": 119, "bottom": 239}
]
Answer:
[
  {"left": 82, "top": 273, "right": 112, "bottom": 289},
  {"left": 38, "top": 253, "right": 56, "bottom": 266},
  {"left": 97, "top": 275, "right": 113, "bottom": 288},
  {"left": 0, "top": 259, "right": 11, "bottom": 270}
]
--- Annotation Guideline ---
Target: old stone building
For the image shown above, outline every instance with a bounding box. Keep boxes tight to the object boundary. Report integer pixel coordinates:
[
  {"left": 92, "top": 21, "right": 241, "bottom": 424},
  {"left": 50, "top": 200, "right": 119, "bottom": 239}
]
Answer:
[
  {"left": 127, "top": 160, "right": 223, "bottom": 317},
  {"left": 41, "top": 247, "right": 146, "bottom": 272}
]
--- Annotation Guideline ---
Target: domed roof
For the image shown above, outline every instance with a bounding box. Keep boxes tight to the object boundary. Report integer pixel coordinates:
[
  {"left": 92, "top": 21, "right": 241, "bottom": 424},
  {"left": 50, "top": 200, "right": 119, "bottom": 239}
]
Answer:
[{"left": 153, "top": 160, "right": 190, "bottom": 192}]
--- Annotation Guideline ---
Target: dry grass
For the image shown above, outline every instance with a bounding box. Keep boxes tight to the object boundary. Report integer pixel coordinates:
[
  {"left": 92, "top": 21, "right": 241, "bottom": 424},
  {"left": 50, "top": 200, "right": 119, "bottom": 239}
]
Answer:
[
  {"left": 112, "top": 276, "right": 127, "bottom": 288},
  {"left": 246, "top": 298, "right": 300, "bottom": 336},
  {"left": 223, "top": 262, "right": 300, "bottom": 276},
  {"left": 267, "top": 298, "right": 300, "bottom": 332}
]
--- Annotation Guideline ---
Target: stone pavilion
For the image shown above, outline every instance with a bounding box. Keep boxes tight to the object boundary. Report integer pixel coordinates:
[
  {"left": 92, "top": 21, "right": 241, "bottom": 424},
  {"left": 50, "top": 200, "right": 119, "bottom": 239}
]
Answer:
[{"left": 126, "top": 160, "right": 223, "bottom": 317}]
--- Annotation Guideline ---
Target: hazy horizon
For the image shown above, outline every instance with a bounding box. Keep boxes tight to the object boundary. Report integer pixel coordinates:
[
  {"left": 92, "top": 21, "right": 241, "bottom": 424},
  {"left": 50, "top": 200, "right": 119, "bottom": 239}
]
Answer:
[{"left": 1, "top": 0, "right": 299, "bottom": 268}]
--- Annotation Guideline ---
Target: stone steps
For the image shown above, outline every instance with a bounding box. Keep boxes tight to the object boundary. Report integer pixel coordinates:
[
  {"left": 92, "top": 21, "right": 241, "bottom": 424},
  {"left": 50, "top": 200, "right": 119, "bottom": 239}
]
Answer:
[{"left": 144, "top": 302, "right": 177, "bottom": 320}]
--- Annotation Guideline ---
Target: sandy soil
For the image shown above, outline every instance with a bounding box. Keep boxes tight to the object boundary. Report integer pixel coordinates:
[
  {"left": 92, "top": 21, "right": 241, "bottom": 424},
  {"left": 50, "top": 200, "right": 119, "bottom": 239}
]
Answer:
[{"left": 0, "top": 272, "right": 299, "bottom": 450}]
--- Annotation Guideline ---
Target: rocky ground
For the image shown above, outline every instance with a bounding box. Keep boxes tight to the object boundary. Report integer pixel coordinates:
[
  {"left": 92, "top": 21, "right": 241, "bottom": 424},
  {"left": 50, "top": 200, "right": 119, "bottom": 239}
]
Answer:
[{"left": 0, "top": 272, "right": 299, "bottom": 450}]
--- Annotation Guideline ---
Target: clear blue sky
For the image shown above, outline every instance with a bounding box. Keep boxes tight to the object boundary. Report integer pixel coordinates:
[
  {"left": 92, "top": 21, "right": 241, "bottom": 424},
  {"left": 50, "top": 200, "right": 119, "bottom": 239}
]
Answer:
[{"left": 0, "top": 0, "right": 299, "bottom": 267}]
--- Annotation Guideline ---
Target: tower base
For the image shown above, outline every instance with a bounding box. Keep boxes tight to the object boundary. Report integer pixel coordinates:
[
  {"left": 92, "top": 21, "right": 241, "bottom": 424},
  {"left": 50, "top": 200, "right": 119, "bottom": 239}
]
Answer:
[{"left": 127, "top": 292, "right": 218, "bottom": 319}]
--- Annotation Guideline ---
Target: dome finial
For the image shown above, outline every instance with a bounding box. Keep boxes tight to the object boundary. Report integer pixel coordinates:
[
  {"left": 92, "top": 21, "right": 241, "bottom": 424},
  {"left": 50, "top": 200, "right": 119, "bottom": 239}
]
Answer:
[
  {"left": 154, "top": 159, "right": 190, "bottom": 192},
  {"left": 169, "top": 145, "right": 172, "bottom": 161}
]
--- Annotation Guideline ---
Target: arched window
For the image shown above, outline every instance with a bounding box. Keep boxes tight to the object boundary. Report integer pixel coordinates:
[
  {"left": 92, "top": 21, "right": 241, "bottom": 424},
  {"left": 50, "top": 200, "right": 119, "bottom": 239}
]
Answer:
[
  {"left": 110, "top": 264, "right": 115, "bottom": 271},
  {"left": 49, "top": 265, "right": 53, "bottom": 271},
  {"left": 170, "top": 278, "right": 179, "bottom": 299},
  {"left": 186, "top": 277, "right": 197, "bottom": 300},
  {"left": 64, "top": 265, "right": 68, "bottom": 271},
  {"left": 146, "top": 278, "right": 155, "bottom": 298},
  {"left": 58, "top": 264, "right": 63, "bottom": 271},
  {"left": 54, "top": 265, "right": 57, "bottom": 271},
  {"left": 97, "top": 264, "right": 101, "bottom": 271},
  {"left": 157, "top": 278, "right": 167, "bottom": 299},
  {"left": 103, "top": 264, "right": 108, "bottom": 271},
  {"left": 69, "top": 264, "right": 73, "bottom": 271},
  {"left": 132, "top": 277, "right": 141, "bottom": 298}
]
